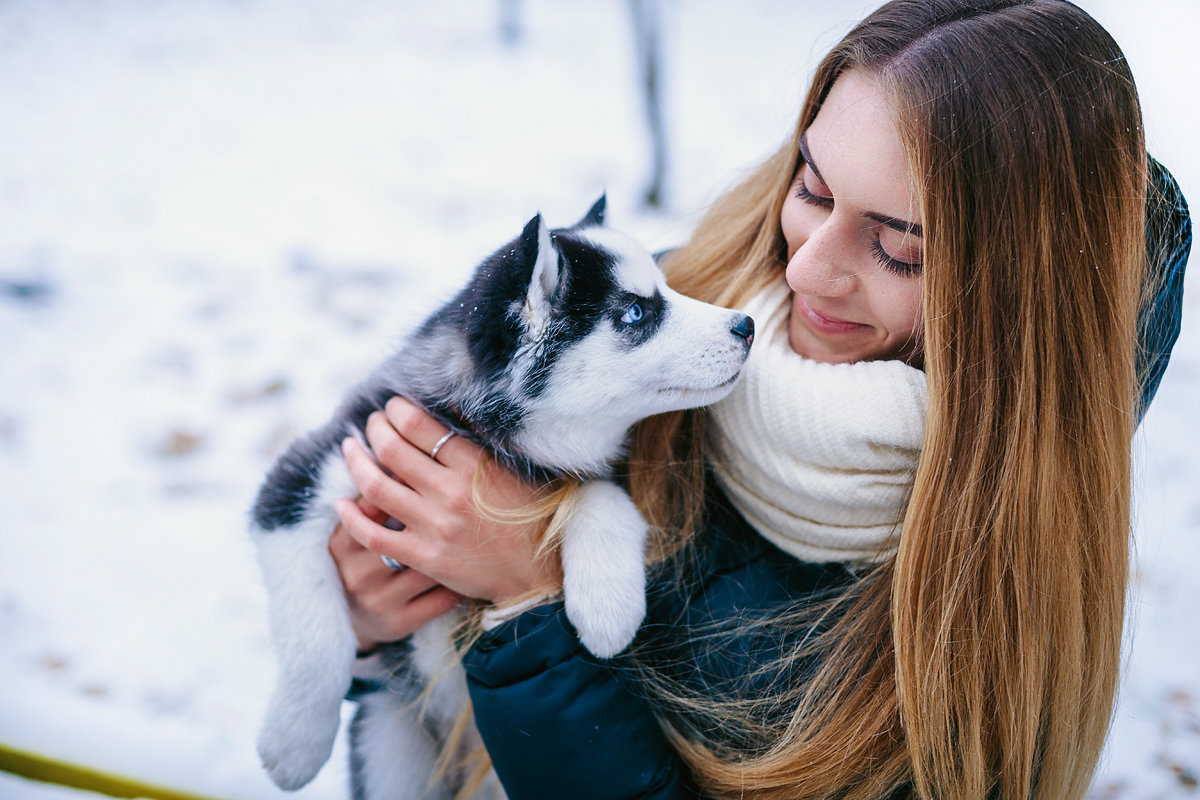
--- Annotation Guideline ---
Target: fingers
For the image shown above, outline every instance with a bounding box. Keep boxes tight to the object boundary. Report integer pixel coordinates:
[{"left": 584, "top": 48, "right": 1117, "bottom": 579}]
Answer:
[
  {"left": 353, "top": 583, "right": 462, "bottom": 648},
  {"left": 329, "top": 521, "right": 400, "bottom": 594},
  {"left": 336, "top": 556, "right": 462, "bottom": 646},
  {"left": 403, "top": 586, "right": 462, "bottom": 624},
  {"left": 338, "top": 396, "right": 555, "bottom": 604},
  {"left": 361, "top": 410, "right": 443, "bottom": 496},
  {"left": 335, "top": 497, "right": 434, "bottom": 575},
  {"left": 381, "top": 397, "right": 476, "bottom": 469},
  {"left": 329, "top": 512, "right": 380, "bottom": 571},
  {"left": 355, "top": 564, "right": 441, "bottom": 612},
  {"left": 341, "top": 436, "right": 430, "bottom": 529},
  {"left": 351, "top": 399, "right": 489, "bottom": 533},
  {"left": 330, "top": 516, "right": 463, "bottom": 647}
]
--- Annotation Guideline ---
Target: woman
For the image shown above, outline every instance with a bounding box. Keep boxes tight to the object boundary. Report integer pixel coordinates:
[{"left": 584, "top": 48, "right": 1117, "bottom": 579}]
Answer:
[{"left": 330, "top": 1, "right": 1191, "bottom": 798}]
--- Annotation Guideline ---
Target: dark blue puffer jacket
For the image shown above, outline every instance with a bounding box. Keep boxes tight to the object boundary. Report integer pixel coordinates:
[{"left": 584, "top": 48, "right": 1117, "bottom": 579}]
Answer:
[{"left": 462, "top": 159, "right": 1191, "bottom": 800}]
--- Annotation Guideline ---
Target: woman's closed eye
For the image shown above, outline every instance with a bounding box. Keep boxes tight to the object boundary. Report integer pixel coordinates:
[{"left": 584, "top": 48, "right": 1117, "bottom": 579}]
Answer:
[
  {"left": 793, "top": 169, "right": 923, "bottom": 277},
  {"left": 872, "top": 222, "right": 924, "bottom": 276},
  {"left": 869, "top": 240, "right": 923, "bottom": 277},
  {"left": 794, "top": 169, "right": 833, "bottom": 210}
]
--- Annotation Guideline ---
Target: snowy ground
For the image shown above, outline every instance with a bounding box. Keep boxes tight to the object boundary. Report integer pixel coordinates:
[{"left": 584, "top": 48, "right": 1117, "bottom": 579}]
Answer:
[{"left": 0, "top": 1, "right": 1196, "bottom": 798}]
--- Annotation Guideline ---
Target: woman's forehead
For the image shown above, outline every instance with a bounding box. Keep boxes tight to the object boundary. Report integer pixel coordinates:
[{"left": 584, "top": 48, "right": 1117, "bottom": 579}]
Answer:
[{"left": 804, "top": 71, "right": 921, "bottom": 227}]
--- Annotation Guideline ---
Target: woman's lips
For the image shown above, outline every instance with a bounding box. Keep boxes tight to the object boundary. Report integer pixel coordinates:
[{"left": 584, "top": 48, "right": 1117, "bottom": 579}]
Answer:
[{"left": 796, "top": 295, "right": 866, "bottom": 334}]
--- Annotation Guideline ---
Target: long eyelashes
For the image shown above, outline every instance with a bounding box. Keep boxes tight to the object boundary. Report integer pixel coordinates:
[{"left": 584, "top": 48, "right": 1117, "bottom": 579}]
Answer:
[
  {"left": 869, "top": 240, "right": 922, "bottom": 277},
  {"left": 794, "top": 178, "right": 833, "bottom": 209}
]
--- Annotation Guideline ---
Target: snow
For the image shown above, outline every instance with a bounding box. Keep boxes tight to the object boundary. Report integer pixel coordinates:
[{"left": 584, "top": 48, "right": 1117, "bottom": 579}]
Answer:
[{"left": 0, "top": 1, "right": 1196, "bottom": 798}]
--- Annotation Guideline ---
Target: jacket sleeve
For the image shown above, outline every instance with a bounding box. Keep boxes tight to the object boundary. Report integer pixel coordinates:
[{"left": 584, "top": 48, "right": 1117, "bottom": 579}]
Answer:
[{"left": 462, "top": 601, "right": 704, "bottom": 800}]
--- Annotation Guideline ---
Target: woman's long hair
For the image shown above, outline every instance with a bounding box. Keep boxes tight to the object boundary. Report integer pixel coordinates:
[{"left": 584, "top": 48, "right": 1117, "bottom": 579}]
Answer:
[{"left": 627, "top": 2, "right": 1148, "bottom": 798}]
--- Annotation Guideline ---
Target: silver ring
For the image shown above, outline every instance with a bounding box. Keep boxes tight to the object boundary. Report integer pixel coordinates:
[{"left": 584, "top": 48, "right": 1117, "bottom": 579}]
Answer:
[
  {"left": 381, "top": 555, "right": 404, "bottom": 570},
  {"left": 429, "top": 431, "right": 456, "bottom": 462}
]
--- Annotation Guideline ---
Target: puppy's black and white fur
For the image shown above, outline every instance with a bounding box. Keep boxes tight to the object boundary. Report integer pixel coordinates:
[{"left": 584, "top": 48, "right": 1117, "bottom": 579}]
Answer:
[{"left": 250, "top": 198, "right": 754, "bottom": 798}]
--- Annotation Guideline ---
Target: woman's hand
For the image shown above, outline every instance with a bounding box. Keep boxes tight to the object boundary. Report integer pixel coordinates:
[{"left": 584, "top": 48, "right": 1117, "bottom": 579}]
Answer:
[
  {"left": 334, "top": 397, "right": 562, "bottom": 606},
  {"left": 328, "top": 503, "right": 462, "bottom": 654}
]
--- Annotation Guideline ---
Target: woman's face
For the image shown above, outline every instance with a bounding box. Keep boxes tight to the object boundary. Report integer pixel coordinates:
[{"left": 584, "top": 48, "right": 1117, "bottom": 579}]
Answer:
[{"left": 781, "top": 69, "right": 924, "bottom": 365}]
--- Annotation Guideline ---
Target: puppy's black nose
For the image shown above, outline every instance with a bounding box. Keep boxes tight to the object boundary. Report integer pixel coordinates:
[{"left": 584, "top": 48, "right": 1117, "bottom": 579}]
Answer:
[{"left": 731, "top": 314, "right": 754, "bottom": 346}]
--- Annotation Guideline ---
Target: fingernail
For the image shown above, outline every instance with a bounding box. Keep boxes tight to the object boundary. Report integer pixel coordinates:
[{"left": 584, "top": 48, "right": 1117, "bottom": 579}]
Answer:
[
  {"left": 342, "top": 437, "right": 356, "bottom": 454},
  {"left": 334, "top": 498, "right": 350, "bottom": 516}
]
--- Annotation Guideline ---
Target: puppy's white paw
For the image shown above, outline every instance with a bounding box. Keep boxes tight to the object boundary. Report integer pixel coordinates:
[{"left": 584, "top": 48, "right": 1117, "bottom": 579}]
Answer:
[
  {"left": 566, "top": 573, "right": 646, "bottom": 659},
  {"left": 257, "top": 714, "right": 337, "bottom": 791},
  {"left": 561, "top": 480, "right": 649, "bottom": 659}
]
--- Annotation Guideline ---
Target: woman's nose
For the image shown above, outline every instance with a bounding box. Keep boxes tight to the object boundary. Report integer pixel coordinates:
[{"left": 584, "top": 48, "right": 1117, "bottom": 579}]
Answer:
[{"left": 785, "top": 223, "right": 855, "bottom": 297}]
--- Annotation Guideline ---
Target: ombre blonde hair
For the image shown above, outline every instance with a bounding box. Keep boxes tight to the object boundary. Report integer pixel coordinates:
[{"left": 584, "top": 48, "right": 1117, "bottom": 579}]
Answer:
[{"left": 626, "top": 2, "right": 1148, "bottom": 798}]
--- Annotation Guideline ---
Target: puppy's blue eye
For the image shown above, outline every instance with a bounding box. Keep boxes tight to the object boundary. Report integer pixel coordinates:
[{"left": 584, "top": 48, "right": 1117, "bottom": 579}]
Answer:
[{"left": 620, "top": 302, "right": 644, "bottom": 325}]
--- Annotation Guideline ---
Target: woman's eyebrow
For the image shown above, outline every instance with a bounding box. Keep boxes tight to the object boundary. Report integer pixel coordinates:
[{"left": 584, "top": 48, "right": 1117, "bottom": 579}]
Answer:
[
  {"left": 801, "top": 132, "right": 923, "bottom": 238},
  {"left": 797, "top": 134, "right": 827, "bottom": 185},
  {"left": 864, "top": 211, "right": 923, "bottom": 238}
]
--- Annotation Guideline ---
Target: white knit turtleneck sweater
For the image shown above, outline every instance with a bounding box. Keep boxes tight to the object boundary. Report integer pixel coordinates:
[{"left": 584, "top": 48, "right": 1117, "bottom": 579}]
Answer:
[{"left": 708, "top": 278, "right": 928, "bottom": 564}]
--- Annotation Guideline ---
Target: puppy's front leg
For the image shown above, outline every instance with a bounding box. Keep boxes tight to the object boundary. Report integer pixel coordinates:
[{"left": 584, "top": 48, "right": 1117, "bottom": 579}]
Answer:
[
  {"left": 253, "top": 457, "right": 359, "bottom": 791},
  {"left": 560, "top": 480, "right": 648, "bottom": 658}
]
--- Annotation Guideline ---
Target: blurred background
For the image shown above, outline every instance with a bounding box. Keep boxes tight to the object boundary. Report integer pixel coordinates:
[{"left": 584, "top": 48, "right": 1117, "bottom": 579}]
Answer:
[{"left": 0, "top": 1, "right": 1196, "bottom": 798}]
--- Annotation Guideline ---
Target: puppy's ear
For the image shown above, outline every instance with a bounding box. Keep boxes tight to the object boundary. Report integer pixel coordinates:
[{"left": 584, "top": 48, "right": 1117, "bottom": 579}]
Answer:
[
  {"left": 520, "top": 212, "right": 561, "bottom": 325},
  {"left": 572, "top": 194, "right": 607, "bottom": 229}
]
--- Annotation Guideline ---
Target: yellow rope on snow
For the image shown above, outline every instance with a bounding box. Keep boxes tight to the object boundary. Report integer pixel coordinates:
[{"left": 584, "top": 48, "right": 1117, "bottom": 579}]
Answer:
[{"left": 0, "top": 741, "right": 229, "bottom": 800}]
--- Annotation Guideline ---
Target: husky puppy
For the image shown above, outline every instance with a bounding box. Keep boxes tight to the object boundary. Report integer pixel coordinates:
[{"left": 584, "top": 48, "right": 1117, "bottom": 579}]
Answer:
[{"left": 250, "top": 197, "right": 754, "bottom": 797}]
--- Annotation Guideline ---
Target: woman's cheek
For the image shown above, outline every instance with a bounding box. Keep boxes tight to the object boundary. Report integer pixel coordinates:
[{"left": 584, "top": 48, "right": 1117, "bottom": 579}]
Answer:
[{"left": 880, "top": 278, "right": 924, "bottom": 339}]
